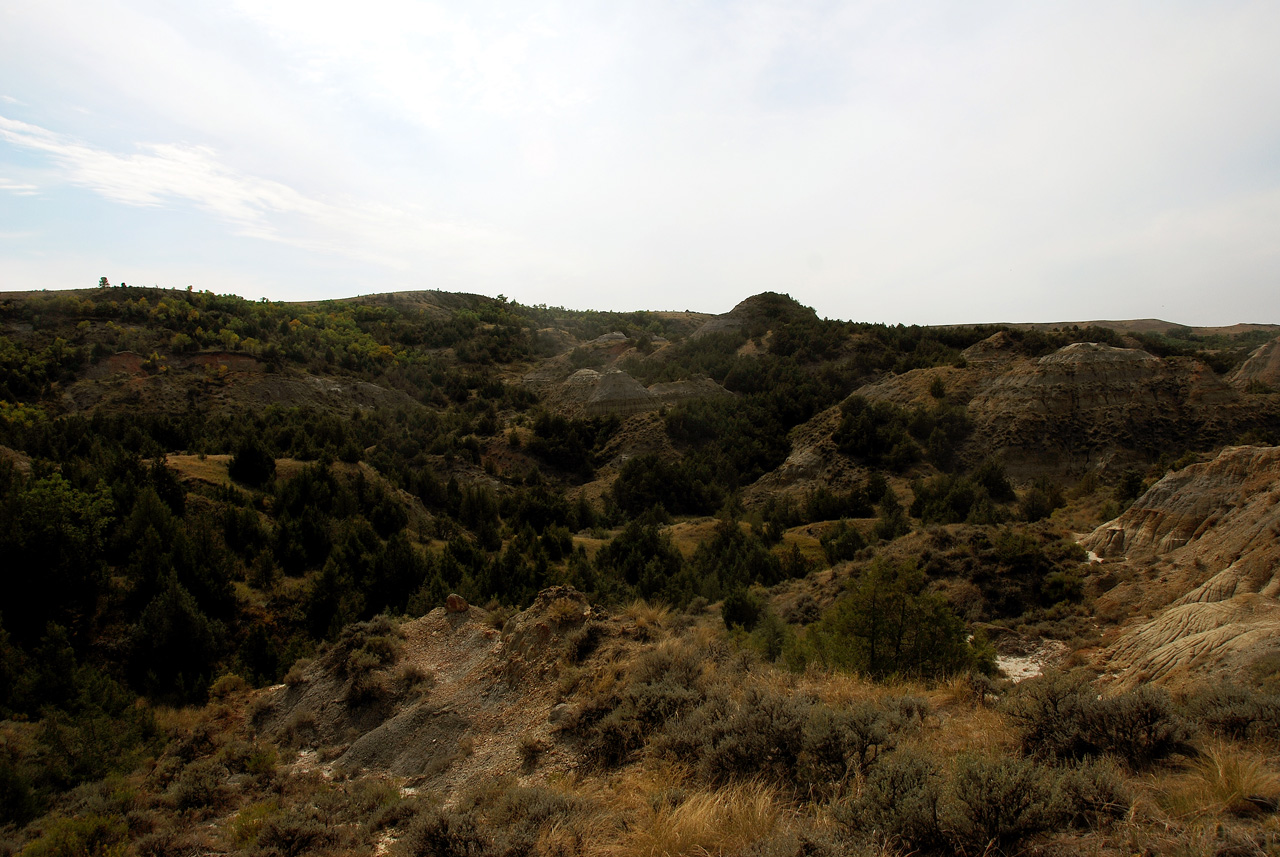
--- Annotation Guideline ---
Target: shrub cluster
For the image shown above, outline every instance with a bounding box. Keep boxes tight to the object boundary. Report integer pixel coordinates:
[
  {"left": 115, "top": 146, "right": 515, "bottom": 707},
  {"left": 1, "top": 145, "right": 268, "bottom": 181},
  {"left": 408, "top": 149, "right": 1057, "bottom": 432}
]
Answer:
[
  {"left": 398, "top": 782, "right": 592, "bottom": 857},
  {"left": 1004, "top": 671, "right": 1192, "bottom": 767},
  {"left": 840, "top": 748, "right": 1131, "bottom": 855},
  {"left": 570, "top": 640, "right": 928, "bottom": 800}
]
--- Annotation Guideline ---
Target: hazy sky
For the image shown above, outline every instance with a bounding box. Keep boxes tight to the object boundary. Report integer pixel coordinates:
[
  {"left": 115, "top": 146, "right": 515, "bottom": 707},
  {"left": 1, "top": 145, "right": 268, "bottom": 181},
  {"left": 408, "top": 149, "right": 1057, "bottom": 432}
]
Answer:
[{"left": 2, "top": 1, "right": 1278, "bottom": 325}]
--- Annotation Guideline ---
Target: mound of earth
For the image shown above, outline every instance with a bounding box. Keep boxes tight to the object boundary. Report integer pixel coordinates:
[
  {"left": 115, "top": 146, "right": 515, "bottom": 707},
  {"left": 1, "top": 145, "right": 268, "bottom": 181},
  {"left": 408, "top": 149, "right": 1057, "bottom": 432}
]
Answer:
[
  {"left": 1080, "top": 445, "right": 1280, "bottom": 689},
  {"left": 853, "top": 364, "right": 994, "bottom": 411},
  {"left": 533, "top": 364, "right": 733, "bottom": 419},
  {"left": 250, "top": 588, "right": 657, "bottom": 793},
  {"left": 751, "top": 336, "right": 1268, "bottom": 497},
  {"left": 585, "top": 369, "right": 657, "bottom": 416},
  {"left": 966, "top": 342, "right": 1242, "bottom": 477},
  {"left": 959, "top": 331, "right": 1021, "bottom": 367},
  {"left": 648, "top": 376, "right": 733, "bottom": 406},
  {"left": 690, "top": 292, "right": 816, "bottom": 339}
]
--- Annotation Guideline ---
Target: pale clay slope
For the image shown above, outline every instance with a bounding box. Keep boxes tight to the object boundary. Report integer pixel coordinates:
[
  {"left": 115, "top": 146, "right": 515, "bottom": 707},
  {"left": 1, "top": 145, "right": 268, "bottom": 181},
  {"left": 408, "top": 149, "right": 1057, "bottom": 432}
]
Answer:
[
  {"left": 1081, "top": 445, "right": 1280, "bottom": 690},
  {"left": 1229, "top": 336, "right": 1280, "bottom": 390},
  {"left": 257, "top": 589, "right": 604, "bottom": 798}
]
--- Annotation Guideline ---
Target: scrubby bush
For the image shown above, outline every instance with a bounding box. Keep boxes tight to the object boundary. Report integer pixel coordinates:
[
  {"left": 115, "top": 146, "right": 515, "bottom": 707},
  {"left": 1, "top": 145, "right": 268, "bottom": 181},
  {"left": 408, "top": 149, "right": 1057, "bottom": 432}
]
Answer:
[
  {"left": 819, "top": 521, "right": 866, "bottom": 565},
  {"left": 748, "top": 610, "right": 792, "bottom": 662},
  {"left": 325, "top": 615, "right": 402, "bottom": 704},
  {"left": 400, "top": 806, "right": 492, "bottom": 857},
  {"left": 209, "top": 673, "right": 249, "bottom": 699},
  {"left": 840, "top": 747, "right": 943, "bottom": 851},
  {"left": 1088, "top": 685, "right": 1192, "bottom": 767},
  {"left": 1056, "top": 758, "right": 1132, "bottom": 828},
  {"left": 576, "top": 643, "right": 711, "bottom": 767},
  {"left": 1019, "top": 478, "right": 1064, "bottom": 522},
  {"left": 652, "top": 685, "right": 923, "bottom": 798},
  {"left": 1188, "top": 683, "right": 1280, "bottom": 741},
  {"left": 1006, "top": 672, "right": 1191, "bottom": 767},
  {"left": 842, "top": 748, "right": 1137, "bottom": 854},
  {"left": 563, "top": 621, "right": 604, "bottom": 665},
  {"left": 799, "top": 702, "right": 894, "bottom": 798},
  {"left": 400, "top": 783, "right": 589, "bottom": 857},
  {"left": 169, "top": 758, "right": 229, "bottom": 811},
  {"left": 872, "top": 491, "right": 912, "bottom": 542},
  {"left": 18, "top": 812, "right": 129, "bottom": 857},
  {"left": 1003, "top": 670, "right": 1097, "bottom": 760},
  {"left": 694, "top": 687, "right": 809, "bottom": 785},
  {"left": 722, "top": 588, "right": 764, "bottom": 631},
  {"left": 229, "top": 435, "right": 276, "bottom": 487},
  {"left": 944, "top": 754, "right": 1058, "bottom": 854},
  {"left": 255, "top": 804, "right": 337, "bottom": 856},
  {"left": 833, "top": 397, "right": 920, "bottom": 470}
]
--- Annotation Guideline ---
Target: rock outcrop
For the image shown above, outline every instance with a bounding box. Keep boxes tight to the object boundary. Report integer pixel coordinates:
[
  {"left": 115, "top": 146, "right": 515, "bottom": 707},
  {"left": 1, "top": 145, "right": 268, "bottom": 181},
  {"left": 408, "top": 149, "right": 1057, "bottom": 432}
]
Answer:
[
  {"left": 648, "top": 376, "right": 734, "bottom": 407},
  {"left": 249, "top": 587, "right": 654, "bottom": 793},
  {"left": 966, "top": 342, "right": 1240, "bottom": 475},
  {"left": 1229, "top": 336, "right": 1280, "bottom": 391},
  {"left": 743, "top": 404, "right": 867, "bottom": 504},
  {"left": 959, "top": 331, "right": 1021, "bottom": 367},
  {"left": 1080, "top": 445, "right": 1280, "bottom": 689},
  {"left": 532, "top": 365, "right": 733, "bottom": 418},
  {"left": 1084, "top": 445, "right": 1280, "bottom": 563},
  {"left": 585, "top": 369, "right": 657, "bottom": 417}
]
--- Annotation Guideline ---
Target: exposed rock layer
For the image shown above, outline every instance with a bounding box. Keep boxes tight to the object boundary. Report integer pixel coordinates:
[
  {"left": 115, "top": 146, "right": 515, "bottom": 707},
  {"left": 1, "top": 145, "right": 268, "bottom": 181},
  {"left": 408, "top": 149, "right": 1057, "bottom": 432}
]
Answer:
[
  {"left": 1229, "top": 336, "right": 1280, "bottom": 391},
  {"left": 1080, "top": 445, "right": 1280, "bottom": 689},
  {"left": 966, "top": 342, "right": 1239, "bottom": 474}
]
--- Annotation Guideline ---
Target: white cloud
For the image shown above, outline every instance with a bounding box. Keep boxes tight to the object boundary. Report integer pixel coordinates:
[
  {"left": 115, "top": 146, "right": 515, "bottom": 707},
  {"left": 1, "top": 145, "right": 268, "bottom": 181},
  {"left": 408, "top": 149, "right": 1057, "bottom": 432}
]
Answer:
[
  {"left": 226, "top": 0, "right": 602, "bottom": 127},
  {"left": 0, "top": 177, "right": 38, "bottom": 195},
  {"left": 2, "top": 2, "right": 1279, "bottom": 322},
  {"left": 0, "top": 113, "right": 538, "bottom": 278}
]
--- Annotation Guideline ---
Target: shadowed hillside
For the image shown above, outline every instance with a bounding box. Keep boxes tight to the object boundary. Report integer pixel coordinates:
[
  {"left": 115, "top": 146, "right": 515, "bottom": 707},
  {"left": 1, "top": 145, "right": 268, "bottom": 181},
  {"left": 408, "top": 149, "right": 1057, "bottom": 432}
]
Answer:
[{"left": 2, "top": 285, "right": 1280, "bottom": 855}]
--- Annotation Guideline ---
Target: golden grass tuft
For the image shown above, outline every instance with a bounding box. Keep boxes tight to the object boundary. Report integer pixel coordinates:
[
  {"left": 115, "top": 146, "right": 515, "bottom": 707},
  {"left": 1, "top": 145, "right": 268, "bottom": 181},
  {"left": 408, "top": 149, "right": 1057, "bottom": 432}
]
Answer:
[
  {"left": 152, "top": 704, "right": 208, "bottom": 736},
  {"left": 1160, "top": 741, "right": 1280, "bottom": 819},
  {"left": 666, "top": 519, "right": 727, "bottom": 559},
  {"left": 548, "top": 596, "right": 588, "bottom": 625},
  {"left": 796, "top": 668, "right": 922, "bottom": 709},
  {"left": 623, "top": 599, "right": 671, "bottom": 632},
  {"left": 605, "top": 780, "right": 785, "bottom": 857},
  {"left": 931, "top": 673, "right": 989, "bottom": 709},
  {"left": 914, "top": 703, "right": 1016, "bottom": 760},
  {"left": 165, "top": 453, "right": 233, "bottom": 486}
]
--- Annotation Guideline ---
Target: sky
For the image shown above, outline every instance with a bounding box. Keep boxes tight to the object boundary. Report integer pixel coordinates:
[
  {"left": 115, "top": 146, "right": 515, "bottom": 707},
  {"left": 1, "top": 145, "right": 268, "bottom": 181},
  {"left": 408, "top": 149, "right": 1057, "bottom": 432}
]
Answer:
[{"left": 2, "top": 1, "right": 1279, "bottom": 326}]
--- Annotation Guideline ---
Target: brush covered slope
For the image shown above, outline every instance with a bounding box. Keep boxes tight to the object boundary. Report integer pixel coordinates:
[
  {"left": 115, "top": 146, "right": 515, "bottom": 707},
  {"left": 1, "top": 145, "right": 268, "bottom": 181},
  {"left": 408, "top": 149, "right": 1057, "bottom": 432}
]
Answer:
[{"left": 3, "top": 285, "right": 1280, "bottom": 855}]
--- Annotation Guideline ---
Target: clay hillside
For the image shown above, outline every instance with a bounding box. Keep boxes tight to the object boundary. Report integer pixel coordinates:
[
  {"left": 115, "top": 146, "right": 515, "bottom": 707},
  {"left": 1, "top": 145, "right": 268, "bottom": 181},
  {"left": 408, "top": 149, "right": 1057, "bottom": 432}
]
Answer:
[{"left": 3, "top": 286, "right": 1280, "bottom": 857}]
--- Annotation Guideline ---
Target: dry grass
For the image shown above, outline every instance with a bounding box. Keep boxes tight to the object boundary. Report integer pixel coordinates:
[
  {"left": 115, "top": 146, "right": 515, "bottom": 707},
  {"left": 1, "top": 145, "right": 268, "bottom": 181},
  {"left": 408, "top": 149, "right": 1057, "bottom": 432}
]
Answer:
[
  {"left": 152, "top": 704, "right": 209, "bottom": 735},
  {"left": 667, "top": 519, "right": 730, "bottom": 559},
  {"left": 930, "top": 673, "right": 992, "bottom": 710},
  {"left": 166, "top": 454, "right": 365, "bottom": 489},
  {"left": 623, "top": 599, "right": 671, "bottom": 634},
  {"left": 914, "top": 703, "right": 1016, "bottom": 760},
  {"left": 795, "top": 668, "right": 930, "bottom": 710},
  {"left": 165, "top": 453, "right": 233, "bottom": 486},
  {"left": 779, "top": 529, "right": 826, "bottom": 564},
  {"left": 604, "top": 780, "right": 787, "bottom": 857},
  {"left": 573, "top": 535, "right": 609, "bottom": 560},
  {"left": 548, "top": 596, "right": 589, "bottom": 625},
  {"left": 1159, "top": 741, "right": 1280, "bottom": 819}
]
